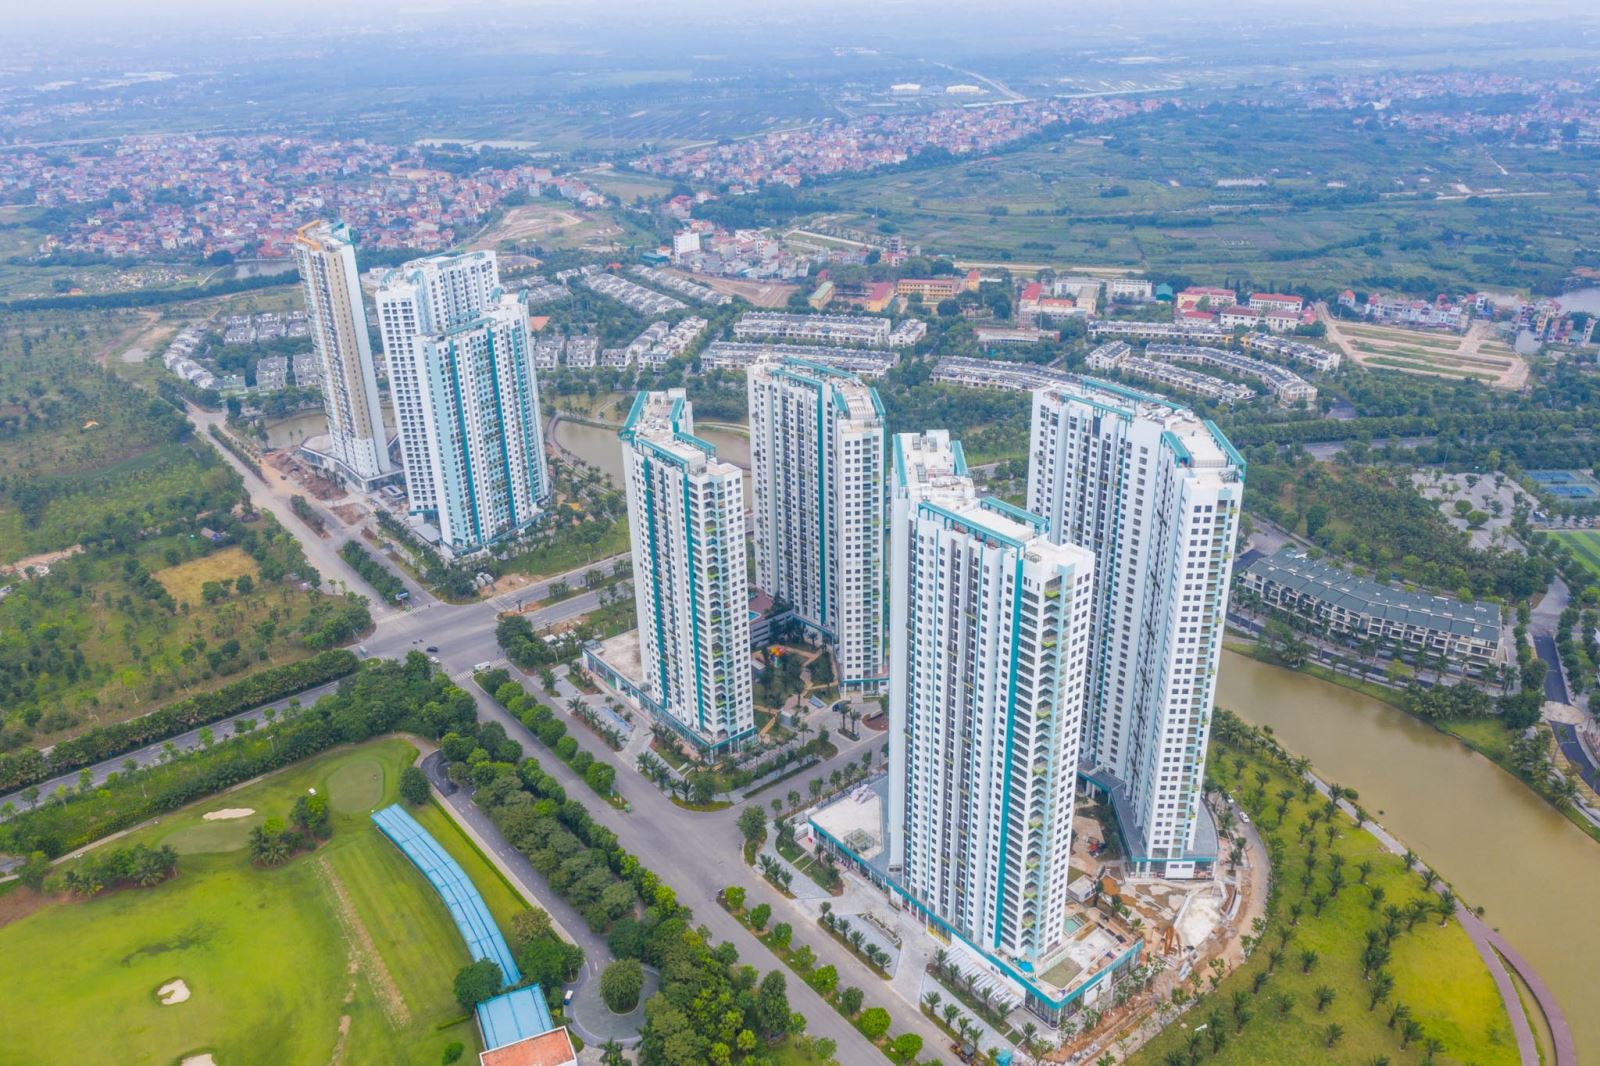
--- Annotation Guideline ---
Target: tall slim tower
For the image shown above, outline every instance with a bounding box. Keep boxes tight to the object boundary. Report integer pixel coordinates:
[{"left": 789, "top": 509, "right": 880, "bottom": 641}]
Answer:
[
  {"left": 621, "top": 390, "right": 755, "bottom": 754},
  {"left": 292, "top": 221, "right": 393, "bottom": 486},
  {"left": 887, "top": 431, "right": 1094, "bottom": 963},
  {"left": 747, "top": 358, "right": 886, "bottom": 690},
  {"left": 374, "top": 250, "right": 501, "bottom": 518},
  {"left": 1027, "top": 381, "right": 1244, "bottom": 877},
  {"left": 416, "top": 292, "right": 549, "bottom": 553}
]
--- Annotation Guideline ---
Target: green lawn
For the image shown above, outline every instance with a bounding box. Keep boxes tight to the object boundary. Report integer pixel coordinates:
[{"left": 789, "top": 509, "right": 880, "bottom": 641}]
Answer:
[
  {"left": 1130, "top": 732, "right": 1519, "bottom": 1066},
  {"left": 0, "top": 739, "right": 498, "bottom": 1065},
  {"left": 1547, "top": 530, "right": 1600, "bottom": 580}
]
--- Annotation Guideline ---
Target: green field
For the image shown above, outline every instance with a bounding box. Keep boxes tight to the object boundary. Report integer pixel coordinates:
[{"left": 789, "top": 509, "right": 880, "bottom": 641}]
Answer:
[
  {"left": 1546, "top": 530, "right": 1600, "bottom": 579},
  {"left": 0, "top": 739, "right": 508, "bottom": 1065},
  {"left": 818, "top": 109, "right": 1598, "bottom": 294},
  {"left": 1131, "top": 728, "right": 1518, "bottom": 1066}
]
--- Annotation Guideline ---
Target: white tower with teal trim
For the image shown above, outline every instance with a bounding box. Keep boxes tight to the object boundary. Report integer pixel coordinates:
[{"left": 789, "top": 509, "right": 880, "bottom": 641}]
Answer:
[
  {"left": 748, "top": 357, "right": 886, "bottom": 691},
  {"left": 292, "top": 221, "right": 394, "bottom": 487},
  {"left": 886, "top": 430, "right": 1095, "bottom": 964},
  {"left": 375, "top": 249, "right": 501, "bottom": 520},
  {"left": 621, "top": 389, "right": 756, "bottom": 754},
  {"left": 1027, "top": 380, "right": 1244, "bottom": 878}
]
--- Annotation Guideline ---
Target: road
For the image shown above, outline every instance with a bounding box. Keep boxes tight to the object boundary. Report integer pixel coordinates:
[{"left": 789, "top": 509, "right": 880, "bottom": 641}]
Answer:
[
  {"left": 57, "top": 403, "right": 937, "bottom": 1058},
  {"left": 464, "top": 677, "right": 948, "bottom": 1064},
  {"left": 1531, "top": 576, "right": 1572, "bottom": 703},
  {"left": 186, "top": 403, "right": 421, "bottom": 614},
  {"left": 0, "top": 679, "right": 344, "bottom": 813}
]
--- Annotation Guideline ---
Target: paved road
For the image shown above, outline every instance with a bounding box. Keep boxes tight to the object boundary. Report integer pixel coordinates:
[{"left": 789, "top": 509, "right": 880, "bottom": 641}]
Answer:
[
  {"left": 1532, "top": 633, "right": 1570, "bottom": 703},
  {"left": 187, "top": 403, "right": 423, "bottom": 613},
  {"left": 1553, "top": 723, "right": 1600, "bottom": 792},
  {"left": 464, "top": 679, "right": 951, "bottom": 1064},
  {"left": 0, "top": 679, "right": 344, "bottom": 815}
]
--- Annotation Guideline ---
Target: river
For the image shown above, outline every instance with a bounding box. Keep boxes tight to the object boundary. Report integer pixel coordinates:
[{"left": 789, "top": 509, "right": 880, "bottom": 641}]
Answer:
[
  {"left": 553, "top": 416, "right": 752, "bottom": 501},
  {"left": 1217, "top": 649, "right": 1600, "bottom": 1060}
]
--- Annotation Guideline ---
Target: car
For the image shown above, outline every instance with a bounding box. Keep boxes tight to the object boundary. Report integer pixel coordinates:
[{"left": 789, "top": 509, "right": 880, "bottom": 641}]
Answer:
[
  {"left": 425, "top": 645, "right": 438, "bottom": 653},
  {"left": 563, "top": 988, "right": 575, "bottom": 1008}
]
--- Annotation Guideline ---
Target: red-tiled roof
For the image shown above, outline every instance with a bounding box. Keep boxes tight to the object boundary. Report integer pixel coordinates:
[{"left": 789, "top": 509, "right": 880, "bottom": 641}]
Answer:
[{"left": 480, "top": 1029, "right": 576, "bottom": 1066}]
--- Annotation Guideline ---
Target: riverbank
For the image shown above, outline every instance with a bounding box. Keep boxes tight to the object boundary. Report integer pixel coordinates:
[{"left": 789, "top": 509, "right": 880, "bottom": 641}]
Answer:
[
  {"left": 1218, "top": 649, "right": 1600, "bottom": 1060},
  {"left": 1224, "top": 637, "right": 1600, "bottom": 847},
  {"left": 1132, "top": 721, "right": 1523, "bottom": 1066}
]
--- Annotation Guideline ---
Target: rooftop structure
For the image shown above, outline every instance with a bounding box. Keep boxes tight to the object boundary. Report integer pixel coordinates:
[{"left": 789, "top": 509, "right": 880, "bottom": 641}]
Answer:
[
  {"left": 1145, "top": 343, "right": 1317, "bottom": 405},
  {"left": 701, "top": 342, "right": 897, "bottom": 377},
  {"left": 732, "top": 312, "right": 893, "bottom": 348},
  {"left": 1238, "top": 548, "right": 1503, "bottom": 672}
]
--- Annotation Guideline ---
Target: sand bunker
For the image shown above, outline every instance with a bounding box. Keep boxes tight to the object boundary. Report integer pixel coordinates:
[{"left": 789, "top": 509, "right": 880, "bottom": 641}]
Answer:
[
  {"left": 180, "top": 1055, "right": 216, "bottom": 1066},
  {"left": 202, "top": 808, "right": 255, "bottom": 821},
  {"left": 158, "top": 979, "right": 191, "bottom": 1005}
]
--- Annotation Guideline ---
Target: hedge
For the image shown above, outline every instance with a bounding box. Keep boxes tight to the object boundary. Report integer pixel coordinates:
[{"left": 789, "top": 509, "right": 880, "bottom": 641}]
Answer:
[{"left": 0, "top": 649, "right": 359, "bottom": 793}]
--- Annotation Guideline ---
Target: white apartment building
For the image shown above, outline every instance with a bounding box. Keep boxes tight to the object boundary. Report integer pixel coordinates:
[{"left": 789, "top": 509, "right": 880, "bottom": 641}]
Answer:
[
  {"left": 1028, "top": 382, "right": 1244, "bottom": 878},
  {"left": 292, "top": 221, "right": 394, "bottom": 487},
  {"left": 621, "top": 390, "right": 756, "bottom": 754},
  {"left": 748, "top": 359, "right": 887, "bottom": 691},
  {"left": 375, "top": 250, "right": 502, "bottom": 521},
  {"left": 887, "top": 431, "right": 1095, "bottom": 963},
  {"left": 405, "top": 291, "right": 549, "bottom": 554}
]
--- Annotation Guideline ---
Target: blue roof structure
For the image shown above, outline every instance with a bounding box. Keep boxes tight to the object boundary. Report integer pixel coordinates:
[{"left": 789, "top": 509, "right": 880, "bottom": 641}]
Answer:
[
  {"left": 371, "top": 804, "right": 521, "bottom": 985},
  {"left": 475, "top": 985, "right": 556, "bottom": 1051}
]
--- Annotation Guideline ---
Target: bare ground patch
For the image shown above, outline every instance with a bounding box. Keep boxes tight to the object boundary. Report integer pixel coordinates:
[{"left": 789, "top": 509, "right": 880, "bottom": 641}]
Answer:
[{"left": 314, "top": 855, "right": 411, "bottom": 1029}]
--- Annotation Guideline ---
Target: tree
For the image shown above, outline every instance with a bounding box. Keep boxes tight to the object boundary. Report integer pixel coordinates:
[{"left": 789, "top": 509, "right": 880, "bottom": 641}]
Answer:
[
  {"left": 812, "top": 963, "right": 838, "bottom": 996},
  {"left": 600, "top": 958, "right": 644, "bottom": 1013},
  {"left": 398, "top": 764, "right": 432, "bottom": 805},
  {"left": 840, "top": 986, "right": 865, "bottom": 1015},
  {"left": 453, "top": 960, "right": 503, "bottom": 1011},
  {"left": 749, "top": 902, "right": 771, "bottom": 930},
  {"left": 512, "top": 907, "right": 553, "bottom": 946},
  {"left": 891, "top": 1032, "right": 923, "bottom": 1061},
  {"left": 756, "top": 970, "right": 792, "bottom": 1039},
  {"left": 738, "top": 805, "right": 767, "bottom": 845},
  {"left": 860, "top": 1006, "right": 891, "bottom": 1040},
  {"left": 17, "top": 851, "right": 51, "bottom": 892},
  {"left": 724, "top": 886, "right": 746, "bottom": 910}
]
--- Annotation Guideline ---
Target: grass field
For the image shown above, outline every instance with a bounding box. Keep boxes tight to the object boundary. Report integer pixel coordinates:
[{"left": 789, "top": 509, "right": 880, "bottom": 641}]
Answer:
[
  {"left": 1545, "top": 530, "right": 1600, "bottom": 579},
  {"left": 0, "top": 739, "right": 503, "bottom": 1065},
  {"left": 152, "top": 545, "right": 261, "bottom": 603},
  {"left": 1130, "top": 734, "right": 1518, "bottom": 1066}
]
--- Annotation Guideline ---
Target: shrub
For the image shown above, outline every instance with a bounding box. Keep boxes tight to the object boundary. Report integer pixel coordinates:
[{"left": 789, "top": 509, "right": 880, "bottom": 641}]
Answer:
[
  {"left": 441, "top": 1041, "right": 464, "bottom": 1064},
  {"left": 600, "top": 958, "right": 645, "bottom": 1013}
]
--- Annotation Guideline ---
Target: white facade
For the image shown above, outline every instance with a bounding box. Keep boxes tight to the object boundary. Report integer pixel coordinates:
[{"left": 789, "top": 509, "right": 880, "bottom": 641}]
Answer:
[
  {"left": 621, "top": 390, "right": 756, "bottom": 754},
  {"left": 887, "top": 431, "right": 1095, "bottom": 963},
  {"left": 375, "top": 250, "right": 502, "bottom": 519},
  {"left": 1027, "top": 382, "right": 1244, "bottom": 876},
  {"left": 748, "top": 359, "right": 887, "bottom": 691},
  {"left": 292, "top": 221, "right": 393, "bottom": 485}
]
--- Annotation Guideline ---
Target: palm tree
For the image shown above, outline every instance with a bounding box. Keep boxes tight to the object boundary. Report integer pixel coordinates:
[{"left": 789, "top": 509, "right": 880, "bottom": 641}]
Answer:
[
  {"left": 1313, "top": 985, "right": 1336, "bottom": 1013},
  {"left": 1299, "top": 948, "right": 1319, "bottom": 974},
  {"left": 1400, "top": 1018, "right": 1424, "bottom": 1050},
  {"left": 924, "top": 991, "right": 942, "bottom": 1014},
  {"left": 942, "top": 1003, "right": 960, "bottom": 1027},
  {"left": 1325, "top": 1023, "right": 1345, "bottom": 1049},
  {"left": 1435, "top": 889, "right": 1456, "bottom": 924}
]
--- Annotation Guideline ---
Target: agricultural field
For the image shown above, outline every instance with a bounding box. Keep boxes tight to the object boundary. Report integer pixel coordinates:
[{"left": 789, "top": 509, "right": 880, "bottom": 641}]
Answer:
[
  {"left": 0, "top": 739, "right": 505, "bottom": 1065},
  {"left": 1327, "top": 319, "right": 1528, "bottom": 388},
  {"left": 1545, "top": 530, "right": 1600, "bottom": 580},
  {"left": 817, "top": 109, "right": 1599, "bottom": 295}
]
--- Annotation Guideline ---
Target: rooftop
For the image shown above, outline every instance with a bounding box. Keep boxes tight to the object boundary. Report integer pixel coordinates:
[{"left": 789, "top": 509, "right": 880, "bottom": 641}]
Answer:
[
  {"left": 620, "top": 388, "right": 738, "bottom": 474},
  {"left": 1244, "top": 548, "right": 1503, "bottom": 640},
  {"left": 476, "top": 986, "right": 556, "bottom": 1053}
]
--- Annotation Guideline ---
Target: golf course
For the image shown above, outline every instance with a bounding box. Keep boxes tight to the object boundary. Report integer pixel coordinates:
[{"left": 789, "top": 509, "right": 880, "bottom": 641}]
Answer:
[{"left": 0, "top": 738, "right": 517, "bottom": 1064}]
